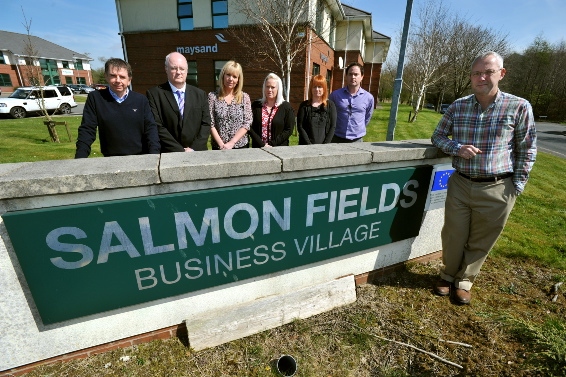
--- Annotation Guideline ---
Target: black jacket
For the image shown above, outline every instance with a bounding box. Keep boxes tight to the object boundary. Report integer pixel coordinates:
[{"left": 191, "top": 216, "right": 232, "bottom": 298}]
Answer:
[
  {"left": 147, "top": 83, "right": 211, "bottom": 152},
  {"left": 249, "top": 100, "right": 295, "bottom": 147},
  {"left": 297, "top": 99, "right": 336, "bottom": 144},
  {"left": 75, "top": 89, "right": 160, "bottom": 158}
]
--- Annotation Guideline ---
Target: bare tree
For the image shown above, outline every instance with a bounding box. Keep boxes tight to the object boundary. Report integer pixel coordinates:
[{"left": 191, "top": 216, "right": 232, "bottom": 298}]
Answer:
[
  {"left": 444, "top": 20, "right": 510, "bottom": 100},
  {"left": 20, "top": 8, "right": 54, "bottom": 124},
  {"left": 400, "top": 0, "right": 510, "bottom": 120},
  {"left": 404, "top": 0, "right": 451, "bottom": 122},
  {"left": 230, "top": 0, "right": 325, "bottom": 101}
]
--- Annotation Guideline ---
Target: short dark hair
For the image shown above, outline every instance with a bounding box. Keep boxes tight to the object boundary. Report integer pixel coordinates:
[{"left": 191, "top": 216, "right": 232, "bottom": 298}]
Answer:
[
  {"left": 105, "top": 58, "right": 132, "bottom": 78},
  {"left": 346, "top": 62, "right": 364, "bottom": 76}
]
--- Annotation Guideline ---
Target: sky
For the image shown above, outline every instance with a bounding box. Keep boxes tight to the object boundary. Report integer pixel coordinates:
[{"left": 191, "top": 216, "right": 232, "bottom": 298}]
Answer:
[{"left": 3, "top": 0, "right": 565, "bottom": 69}]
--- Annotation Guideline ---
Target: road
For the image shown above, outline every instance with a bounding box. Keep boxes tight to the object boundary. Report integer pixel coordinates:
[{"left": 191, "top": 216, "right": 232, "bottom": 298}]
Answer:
[{"left": 536, "top": 122, "right": 566, "bottom": 159}]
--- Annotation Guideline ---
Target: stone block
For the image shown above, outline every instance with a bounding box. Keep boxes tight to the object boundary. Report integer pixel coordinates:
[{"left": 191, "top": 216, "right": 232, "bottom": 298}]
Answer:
[
  {"left": 351, "top": 140, "right": 440, "bottom": 163},
  {"left": 265, "top": 144, "right": 372, "bottom": 172},
  {"left": 0, "top": 155, "right": 160, "bottom": 199},
  {"left": 159, "top": 149, "right": 281, "bottom": 182},
  {"left": 186, "top": 275, "right": 357, "bottom": 350}
]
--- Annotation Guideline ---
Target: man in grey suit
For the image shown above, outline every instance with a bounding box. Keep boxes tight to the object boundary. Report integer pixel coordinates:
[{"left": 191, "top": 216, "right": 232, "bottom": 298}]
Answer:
[{"left": 147, "top": 52, "right": 211, "bottom": 152}]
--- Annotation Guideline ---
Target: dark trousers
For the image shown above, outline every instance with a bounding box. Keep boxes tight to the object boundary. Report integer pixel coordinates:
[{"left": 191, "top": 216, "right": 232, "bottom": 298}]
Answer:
[{"left": 331, "top": 135, "right": 363, "bottom": 143}]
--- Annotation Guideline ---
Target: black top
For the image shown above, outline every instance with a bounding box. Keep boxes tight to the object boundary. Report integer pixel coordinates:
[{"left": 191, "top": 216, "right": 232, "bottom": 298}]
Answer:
[
  {"left": 147, "top": 82, "right": 211, "bottom": 152},
  {"left": 249, "top": 100, "right": 295, "bottom": 147},
  {"left": 75, "top": 89, "right": 160, "bottom": 158},
  {"left": 297, "top": 99, "right": 337, "bottom": 144}
]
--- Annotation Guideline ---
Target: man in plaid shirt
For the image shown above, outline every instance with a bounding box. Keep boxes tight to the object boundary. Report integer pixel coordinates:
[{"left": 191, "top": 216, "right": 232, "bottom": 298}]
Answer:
[{"left": 431, "top": 51, "right": 537, "bottom": 305}]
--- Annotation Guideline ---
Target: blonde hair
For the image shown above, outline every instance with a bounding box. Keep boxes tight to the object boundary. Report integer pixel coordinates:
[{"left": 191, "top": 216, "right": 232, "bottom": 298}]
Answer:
[
  {"left": 308, "top": 74, "right": 328, "bottom": 106},
  {"left": 261, "top": 73, "right": 284, "bottom": 106},
  {"left": 218, "top": 60, "right": 244, "bottom": 104}
]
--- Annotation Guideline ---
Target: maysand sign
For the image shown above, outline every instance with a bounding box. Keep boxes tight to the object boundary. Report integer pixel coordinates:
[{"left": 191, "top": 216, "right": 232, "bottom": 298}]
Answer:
[{"left": 3, "top": 166, "right": 432, "bottom": 325}]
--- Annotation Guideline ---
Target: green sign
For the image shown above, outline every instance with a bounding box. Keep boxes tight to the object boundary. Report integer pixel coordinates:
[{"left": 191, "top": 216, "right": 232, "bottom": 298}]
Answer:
[{"left": 3, "top": 167, "right": 432, "bottom": 324}]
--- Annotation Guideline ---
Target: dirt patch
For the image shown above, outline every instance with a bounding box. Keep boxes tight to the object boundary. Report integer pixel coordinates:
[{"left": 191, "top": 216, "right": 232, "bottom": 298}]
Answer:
[{"left": 21, "top": 256, "right": 566, "bottom": 377}]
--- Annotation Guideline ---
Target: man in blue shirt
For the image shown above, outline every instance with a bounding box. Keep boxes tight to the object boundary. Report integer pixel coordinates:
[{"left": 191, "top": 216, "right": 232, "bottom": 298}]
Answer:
[{"left": 329, "top": 62, "right": 374, "bottom": 142}]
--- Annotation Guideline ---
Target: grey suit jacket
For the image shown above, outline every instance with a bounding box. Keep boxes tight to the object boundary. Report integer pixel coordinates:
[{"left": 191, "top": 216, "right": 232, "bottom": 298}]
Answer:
[{"left": 147, "top": 82, "right": 211, "bottom": 152}]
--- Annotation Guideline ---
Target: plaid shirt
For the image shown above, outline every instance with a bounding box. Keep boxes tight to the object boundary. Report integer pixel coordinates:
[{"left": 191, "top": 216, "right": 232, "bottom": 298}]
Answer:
[{"left": 431, "top": 91, "right": 537, "bottom": 193}]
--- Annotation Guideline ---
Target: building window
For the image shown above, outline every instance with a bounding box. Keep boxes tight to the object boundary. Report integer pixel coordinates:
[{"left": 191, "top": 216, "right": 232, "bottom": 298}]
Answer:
[
  {"left": 214, "top": 60, "right": 228, "bottom": 88},
  {"left": 40, "top": 59, "right": 59, "bottom": 85},
  {"left": 0, "top": 73, "right": 12, "bottom": 86},
  {"left": 77, "top": 77, "right": 86, "bottom": 85},
  {"left": 212, "top": 0, "right": 228, "bottom": 29},
  {"left": 178, "top": 0, "right": 194, "bottom": 31},
  {"left": 326, "top": 69, "right": 332, "bottom": 90},
  {"left": 65, "top": 77, "right": 73, "bottom": 84},
  {"left": 0, "top": 53, "right": 6, "bottom": 65},
  {"left": 62, "top": 61, "right": 70, "bottom": 69},
  {"left": 75, "top": 60, "right": 84, "bottom": 70},
  {"left": 312, "top": 63, "right": 320, "bottom": 76},
  {"left": 43, "top": 75, "right": 60, "bottom": 85},
  {"left": 187, "top": 61, "right": 198, "bottom": 86}
]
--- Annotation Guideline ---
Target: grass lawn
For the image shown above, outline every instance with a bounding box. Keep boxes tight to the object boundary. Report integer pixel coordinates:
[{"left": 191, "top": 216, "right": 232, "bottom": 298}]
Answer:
[
  {"left": 0, "top": 103, "right": 438, "bottom": 163},
  {"left": 3, "top": 103, "right": 566, "bottom": 376}
]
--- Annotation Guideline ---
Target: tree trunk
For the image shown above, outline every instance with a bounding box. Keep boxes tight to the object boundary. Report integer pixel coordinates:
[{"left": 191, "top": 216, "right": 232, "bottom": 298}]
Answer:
[{"left": 44, "top": 121, "right": 61, "bottom": 143}]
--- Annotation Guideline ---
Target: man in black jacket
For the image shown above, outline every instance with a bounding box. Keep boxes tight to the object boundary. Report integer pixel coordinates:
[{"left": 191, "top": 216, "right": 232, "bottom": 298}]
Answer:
[{"left": 147, "top": 52, "right": 211, "bottom": 152}]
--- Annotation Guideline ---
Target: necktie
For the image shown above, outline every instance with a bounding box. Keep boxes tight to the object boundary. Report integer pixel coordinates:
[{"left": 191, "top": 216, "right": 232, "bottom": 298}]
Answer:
[{"left": 175, "top": 90, "right": 184, "bottom": 118}]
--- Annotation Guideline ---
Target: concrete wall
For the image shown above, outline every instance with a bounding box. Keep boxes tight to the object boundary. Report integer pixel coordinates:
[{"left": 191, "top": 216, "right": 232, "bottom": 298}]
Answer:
[{"left": 0, "top": 141, "right": 450, "bottom": 372}]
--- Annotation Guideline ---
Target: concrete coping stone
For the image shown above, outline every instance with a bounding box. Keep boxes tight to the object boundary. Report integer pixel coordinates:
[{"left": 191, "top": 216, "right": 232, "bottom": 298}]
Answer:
[
  {"left": 0, "top": 141, "right": 446, "bottom": 200},
  {"left": 159, "top": 148, "right": 281, "bottom": 183},
  {"left": 0, "top": 155, "right": 160, "bottom": 200},
  {"left": 265, "top": 143, "right": 372, "bottom": 172},
  {"left": 350, "top": 140, "right": 446, "bottom": 162}
]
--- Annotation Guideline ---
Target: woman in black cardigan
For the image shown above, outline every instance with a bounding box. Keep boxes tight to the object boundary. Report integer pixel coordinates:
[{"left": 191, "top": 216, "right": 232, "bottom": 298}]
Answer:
[
  {"left": 249, "top": 73, "right": 294, "bottom": 147},
  {"left": 297, "top": 74, "right": 336, "bottom": 144}
]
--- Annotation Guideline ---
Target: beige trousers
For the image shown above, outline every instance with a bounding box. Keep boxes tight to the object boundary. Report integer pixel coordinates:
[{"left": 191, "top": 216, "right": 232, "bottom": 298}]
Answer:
[{"left": 440, "top": 172, "right": 517, "bottom": 291}]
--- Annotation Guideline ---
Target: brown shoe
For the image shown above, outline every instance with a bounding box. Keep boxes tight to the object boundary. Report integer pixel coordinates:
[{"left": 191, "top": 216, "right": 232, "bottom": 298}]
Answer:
[
  {"left": 433, "top": 279, "right": 451, "bottom": 296},
  {"left": 452, "top": 288, "right": 471, "bottom": 305}
]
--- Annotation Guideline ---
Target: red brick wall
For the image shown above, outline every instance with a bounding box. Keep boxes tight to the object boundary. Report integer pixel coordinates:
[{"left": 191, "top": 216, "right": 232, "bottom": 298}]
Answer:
[
  {"left": 125, "top": 29, "right": 303, "bottom": 108},
  {"left": 0, "top": 65, "right": 20, "bottom": 92},
  {"left": 124, "top": 27, "right": 339, "bottom": 112}
]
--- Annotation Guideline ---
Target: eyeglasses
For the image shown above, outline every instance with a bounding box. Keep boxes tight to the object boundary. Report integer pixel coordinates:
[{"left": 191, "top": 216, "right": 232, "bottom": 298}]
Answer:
[
  {"left": 168, "top": 66, "right": 187, "bottom": 73},
  {"left": 471, "top": 69, "right": 501, "bottom": 78}
]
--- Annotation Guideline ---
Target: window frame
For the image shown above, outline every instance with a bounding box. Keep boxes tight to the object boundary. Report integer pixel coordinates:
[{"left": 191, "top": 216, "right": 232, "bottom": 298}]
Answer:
[
  {"left": 187, "top": 61, "right": 198, "bottom": 87},
  {"left": 178, "top": 0, "right": 194, "bottom": 31},
  {"left": 211, "top": 0, "right": 228, "bottom": 29},
  {"left": 312, "top": 63, "right": 320, "bottom": 76},
  {"left": 0, "top": 73, "right": 12, "bottom": 86}
]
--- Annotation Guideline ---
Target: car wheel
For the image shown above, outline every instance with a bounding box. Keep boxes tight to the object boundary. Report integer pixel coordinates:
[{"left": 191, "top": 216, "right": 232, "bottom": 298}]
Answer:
[
  {"left": 10, "top": 106, "right": 27, "bottom": 119},
  {"left": 59, "top": 103, "right": 71, "bottom": 114}
]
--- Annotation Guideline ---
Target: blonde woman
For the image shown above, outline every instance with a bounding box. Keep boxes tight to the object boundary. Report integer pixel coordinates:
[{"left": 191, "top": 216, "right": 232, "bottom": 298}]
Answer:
[
  {"left": 208, "top": 61, "right": 252, "bottom": 149},
  {"left": 297, "top": 74, "right": 336, "bottom": 144},
  {"left": 249, "top": 73, "right": 294, "bottom": 147}
]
